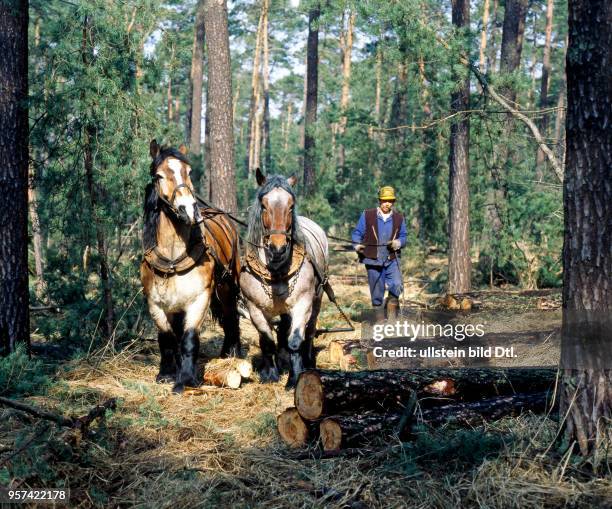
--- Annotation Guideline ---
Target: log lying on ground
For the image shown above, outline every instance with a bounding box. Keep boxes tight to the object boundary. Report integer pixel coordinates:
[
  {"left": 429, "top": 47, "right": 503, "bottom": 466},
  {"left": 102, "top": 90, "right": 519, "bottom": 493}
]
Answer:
[
  {"left": 318, "top": 391, "right": 553, "bottom": 451},
  {"left": 277, "top": 408, "right": 318, "bottom": 448},
  {"left": 203, "top": 358, "right": 252, "bottom": 389},
  {"left": 328, "top": 340, "right": 362, "bottom": 364},
  {"left": 294, "top": 368, "right": 557, "bottom": 420}
]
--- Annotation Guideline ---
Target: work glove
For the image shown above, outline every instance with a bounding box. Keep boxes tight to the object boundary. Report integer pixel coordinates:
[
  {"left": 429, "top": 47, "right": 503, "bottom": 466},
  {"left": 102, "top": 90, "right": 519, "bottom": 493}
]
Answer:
[
  {"left": 387, "top": 239, "right": 401, "bottom": 251},
  {"left": 354, "top": 244, "right": 365, "bottom": 254}
]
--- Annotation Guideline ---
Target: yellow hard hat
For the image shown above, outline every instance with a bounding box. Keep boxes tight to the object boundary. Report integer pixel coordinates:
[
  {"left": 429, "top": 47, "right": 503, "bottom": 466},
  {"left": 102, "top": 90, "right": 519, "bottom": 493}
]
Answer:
[{"left": 378, "top": 186, "right": 396, "bottom": 201}]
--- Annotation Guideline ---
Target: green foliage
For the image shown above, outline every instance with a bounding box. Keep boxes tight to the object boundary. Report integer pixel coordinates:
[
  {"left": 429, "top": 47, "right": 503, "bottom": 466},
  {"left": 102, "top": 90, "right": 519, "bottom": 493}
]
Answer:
[{"left": 0, "top": 344, "right": 51, "bottom": 397}]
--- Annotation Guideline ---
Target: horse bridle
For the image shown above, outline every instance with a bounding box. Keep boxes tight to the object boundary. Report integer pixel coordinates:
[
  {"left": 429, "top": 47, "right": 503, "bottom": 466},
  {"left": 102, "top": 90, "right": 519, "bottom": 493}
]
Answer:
[{"left": 153, "top": 175, "right": 202, "bottom": 224}]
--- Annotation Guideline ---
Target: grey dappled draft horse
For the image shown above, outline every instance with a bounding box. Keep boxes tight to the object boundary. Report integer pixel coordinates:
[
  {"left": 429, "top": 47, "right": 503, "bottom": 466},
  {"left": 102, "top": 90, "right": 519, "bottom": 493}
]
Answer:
[{"left": 240, "top": 169, "right": 329, "bottom": 387}]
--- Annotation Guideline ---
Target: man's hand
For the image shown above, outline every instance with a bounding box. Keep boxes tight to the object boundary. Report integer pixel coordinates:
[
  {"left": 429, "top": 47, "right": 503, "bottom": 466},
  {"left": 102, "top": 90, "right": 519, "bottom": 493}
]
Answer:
[
  {"left": 354, "top": 244, "right": 365, "bottom": 254},
  {"left": 387, "top": 239, "right": 401, "bottom": 251}
]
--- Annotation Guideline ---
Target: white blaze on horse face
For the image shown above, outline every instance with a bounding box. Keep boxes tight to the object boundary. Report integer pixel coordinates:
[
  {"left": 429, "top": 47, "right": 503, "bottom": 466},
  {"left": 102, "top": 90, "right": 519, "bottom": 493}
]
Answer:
[
  {"left": 264, "top": 188, "right": 293, "bottom": 249},
  {"left": 168, "top": 158, "right": 196, "bottom": 222}
]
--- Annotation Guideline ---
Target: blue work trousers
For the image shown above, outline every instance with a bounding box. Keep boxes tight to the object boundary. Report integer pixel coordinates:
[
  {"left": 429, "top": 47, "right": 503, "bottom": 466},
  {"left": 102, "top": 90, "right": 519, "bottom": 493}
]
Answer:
[{"left": 366, "top": 259, "right": 403, "bottom": 306}]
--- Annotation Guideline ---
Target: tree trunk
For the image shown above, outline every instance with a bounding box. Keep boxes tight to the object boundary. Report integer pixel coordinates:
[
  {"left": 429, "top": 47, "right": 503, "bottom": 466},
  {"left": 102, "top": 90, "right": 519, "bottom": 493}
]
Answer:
[
  {"left": 82, "top": 18, "right": 114, "bottom": 340},
  {"left": 277, "top": 408, "right": 318, "bottom": 448},
  {"left": 28, "top": 158, "right": 46, "bottom": 300},
  {"left": 189, "top": 0, "right": 206, "bottom": 155},
  {"left": 499, "top": 0, "right": 528, "bottom": 92},
  {"left": 478, "top": 0, "right": 490, "bottom": 73},
  {"left": 303, "top": 4, "right": 320, "bottom": 193},
  {"left": 201, "top": 78, "right": 211, "bottom": 200},
  {"left": 246, "top": 5, "right": 264, "bottom": 175},
  {"left": 337, "top": 10, "right": 355, "bottom": 173},
  {"left": 294, "top": 368, "right": 557, "bottom": 421},
  {"left": 535, "top": 0, "right": 555, "bottom": 167},
  {"left": 0, "top": 0, "right": 30, "bottom": 356},
  {"left": 261, "top": 0, "right": 271, "bottom": 171},
  {"left": 552, "top": 85, "right": 566, "bottom": 165},
  {"left": 203, "top": 0, "right": 237, "bottom": 212},
  {"left": 319, "top": 392, "right": 552, "bottom": 451},
  {"left": 487, "top": 0, "right": 499, "bottom": 72},
  {"left": 448, "top": 0, "right": 471, "bottom": 295},
  {"left": 561, "top": 0, "right": 612, "bottom": 465}
]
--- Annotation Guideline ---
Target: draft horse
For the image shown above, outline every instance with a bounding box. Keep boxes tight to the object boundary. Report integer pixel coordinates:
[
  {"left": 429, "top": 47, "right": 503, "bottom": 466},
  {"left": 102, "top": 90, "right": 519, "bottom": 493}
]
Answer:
[
  {"left": 240, "top": 169, "right": 329, "bottom": 387},
  {"left": 141, "top": 140, "right": 241, "bottom": 393}
]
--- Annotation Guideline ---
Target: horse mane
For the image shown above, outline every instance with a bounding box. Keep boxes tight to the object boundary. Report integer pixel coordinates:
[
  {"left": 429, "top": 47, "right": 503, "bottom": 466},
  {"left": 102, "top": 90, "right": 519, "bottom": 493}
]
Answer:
[
  {"left": 246, "top": 174, "right": 305, "bottom": 252},
  {"left": 143, "top": 182, "right": 160, "bottom": 251},
  {"left": 143, "top": 146, "right": 192, "bottom": 251}
]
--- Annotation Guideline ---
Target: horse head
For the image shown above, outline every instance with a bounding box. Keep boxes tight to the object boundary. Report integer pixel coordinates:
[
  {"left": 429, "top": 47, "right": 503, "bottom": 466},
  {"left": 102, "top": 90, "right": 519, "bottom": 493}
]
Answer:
[
  {"left": 149, "top": 139, "right": 201, "bottom": 227},
  {"left": 250, "top": 168, "right": 298, "bottom": 273}
]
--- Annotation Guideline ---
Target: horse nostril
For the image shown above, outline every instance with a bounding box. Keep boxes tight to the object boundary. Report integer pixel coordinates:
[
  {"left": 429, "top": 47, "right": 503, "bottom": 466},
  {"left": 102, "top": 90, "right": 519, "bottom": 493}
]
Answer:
[{"left": 178, "top": 205, "right": 186, "bottom": 213}]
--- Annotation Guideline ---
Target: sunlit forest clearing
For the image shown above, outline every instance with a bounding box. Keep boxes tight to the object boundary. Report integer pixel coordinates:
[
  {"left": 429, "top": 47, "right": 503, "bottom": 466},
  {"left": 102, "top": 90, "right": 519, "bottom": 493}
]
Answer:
[{"left": 0, "top": 0, "right": 610, "bottom": 506}]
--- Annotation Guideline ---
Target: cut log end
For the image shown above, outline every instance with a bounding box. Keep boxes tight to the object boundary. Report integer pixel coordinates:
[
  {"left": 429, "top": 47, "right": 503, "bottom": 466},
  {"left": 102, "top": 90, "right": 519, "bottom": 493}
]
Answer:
[
  {"left": 235, "top": 359, "right": 253, "bottom": 379},
  {"left": 277, "top": 408, "right": 309, "bottom": 448},
  {"left": 295, "top": 370, "right": 324, "bottom": 420},
  {"left": 320, "top": 418, "right": 342, "bottom": 452},
  {"left": 203, "top": 369, "right": 242, "bottom": 389}
]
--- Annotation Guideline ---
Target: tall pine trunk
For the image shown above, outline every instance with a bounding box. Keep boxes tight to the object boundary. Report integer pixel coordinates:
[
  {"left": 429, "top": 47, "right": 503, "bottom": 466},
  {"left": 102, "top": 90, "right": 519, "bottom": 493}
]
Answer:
[
  {"left": 261, "top": 0, "right": 271, "bottom": 172},
  {"left": 560, "top": 0, "right": 612, "bottom": 465},
  {"left": 204, "top": 0, "right": 237, "bottom": 212},
  {"left": 337, "top": 10, "right": 355, "bottom": 173},
  {"left": 535, "top": 0, "right": 555, "bottom": 167},
  {"left": 189, "top": 0, "right": 206, "bottom": 155},
  {"left": 478, "top": 0, "right": 489, "bottom": 73},
  {"left": 0, "top": 0, "right": 30, "bottom": 356},
  {"left": 303, "top": 4, "right": 320, "bottom": 193},
  {"left": 448, "top": 0, "right": 471, "bottom": 294},
  {"left": 246, "top": 5, "right": 264, "bottom": 175}
]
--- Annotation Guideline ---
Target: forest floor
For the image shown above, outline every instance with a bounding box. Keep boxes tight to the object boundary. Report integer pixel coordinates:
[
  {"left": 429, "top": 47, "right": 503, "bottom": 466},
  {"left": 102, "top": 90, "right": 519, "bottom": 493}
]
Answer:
[{"left": 2, "top": 251, "right": 611, "bottom": 508}]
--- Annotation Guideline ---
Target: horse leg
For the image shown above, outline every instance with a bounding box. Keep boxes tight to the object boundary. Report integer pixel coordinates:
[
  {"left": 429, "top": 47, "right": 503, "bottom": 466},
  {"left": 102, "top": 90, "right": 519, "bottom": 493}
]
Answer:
[
  {"left": 276, "top": 314, "right": 292, "bottom": 370},
  {"left": 148, "top": 301, "right": 178, "bottom": 383},
  {"left": 218, "top": 281, "right": 241, "bottom": 358},
  {"left": 246, "top": 302, "right": 279, "bottom": 383},
  {"left": 304, "top": 294, "right": 322, "bottom": 369},
  {"left": 173, "top": 292, "right": 210, "bottom": 394},
  {"left": 286, "top": 297, "right": 313, "bottom": 388}
]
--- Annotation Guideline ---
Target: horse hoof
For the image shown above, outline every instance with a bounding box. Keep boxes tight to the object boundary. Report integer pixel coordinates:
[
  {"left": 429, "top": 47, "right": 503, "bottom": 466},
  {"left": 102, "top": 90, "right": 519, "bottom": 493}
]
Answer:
[
  {"left": 285, "top": 377, "right": 298, "bottom": 390},
  {"left": 172, "top": 383, "right": 185, "bottom": 394},
  {"left": 259, "top": 367, "right": 280, "bottom": 383},
  {"left": 156, "top": 373, "right": 175, "bottom": 383}
]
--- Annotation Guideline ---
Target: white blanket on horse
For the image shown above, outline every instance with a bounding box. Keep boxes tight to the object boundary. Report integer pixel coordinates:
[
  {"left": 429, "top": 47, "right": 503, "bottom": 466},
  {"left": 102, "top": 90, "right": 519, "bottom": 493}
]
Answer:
[{"left": 297, "top": 216, "right": 328, "bottom": 277}]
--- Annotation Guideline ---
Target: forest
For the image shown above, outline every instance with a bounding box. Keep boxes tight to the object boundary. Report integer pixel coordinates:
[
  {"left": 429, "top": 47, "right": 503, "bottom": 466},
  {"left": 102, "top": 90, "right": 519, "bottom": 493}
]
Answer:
[{"left": 0, "top": 0, "right": 610, "bottom": 507}]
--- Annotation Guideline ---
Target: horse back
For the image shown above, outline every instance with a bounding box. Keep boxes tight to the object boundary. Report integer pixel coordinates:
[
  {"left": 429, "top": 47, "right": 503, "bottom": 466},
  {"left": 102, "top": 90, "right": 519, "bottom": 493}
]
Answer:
[{"left": 198, "top": 207, "right": 241, "bottom": 284}]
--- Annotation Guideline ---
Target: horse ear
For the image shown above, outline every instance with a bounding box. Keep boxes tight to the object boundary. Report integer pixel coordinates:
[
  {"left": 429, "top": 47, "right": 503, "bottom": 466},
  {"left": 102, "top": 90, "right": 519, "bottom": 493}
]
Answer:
[
  {"left": 256, "top": 168, "right": 266, "bottom": 186},
  {"left": 178, "top": 143, "right": 188, "bottom": 155},
  {"left": 286, "top": 174, "right": 298, "bottom": 187},
  {"left": 150, "top": 139, "right": 160, "bottom": 159}
]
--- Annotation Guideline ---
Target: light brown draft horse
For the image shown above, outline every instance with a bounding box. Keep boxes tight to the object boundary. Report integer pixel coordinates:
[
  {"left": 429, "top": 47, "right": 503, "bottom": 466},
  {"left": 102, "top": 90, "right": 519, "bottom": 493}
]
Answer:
[{"left": 141, "top": 140, "right": 240, "bottom": 393}]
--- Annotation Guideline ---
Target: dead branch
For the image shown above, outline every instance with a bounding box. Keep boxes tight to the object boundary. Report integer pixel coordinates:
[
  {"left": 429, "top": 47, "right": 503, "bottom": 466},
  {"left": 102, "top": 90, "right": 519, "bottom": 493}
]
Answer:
[{"left": 0, "top": 396, "right": 117, "bottom": 436}]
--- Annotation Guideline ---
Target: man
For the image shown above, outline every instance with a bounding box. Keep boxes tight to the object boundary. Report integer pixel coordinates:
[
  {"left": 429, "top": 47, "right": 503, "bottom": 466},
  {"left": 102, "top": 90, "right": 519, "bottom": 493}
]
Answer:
[{"left": 352, "top": 186, "right": 407, "bottom": 321}]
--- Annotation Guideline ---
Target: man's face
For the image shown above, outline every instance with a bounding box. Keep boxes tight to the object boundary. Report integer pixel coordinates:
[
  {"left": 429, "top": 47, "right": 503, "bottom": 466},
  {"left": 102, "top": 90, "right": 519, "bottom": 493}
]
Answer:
[{"left": 379, "top": 200, "right": 394, "bottom": 214}]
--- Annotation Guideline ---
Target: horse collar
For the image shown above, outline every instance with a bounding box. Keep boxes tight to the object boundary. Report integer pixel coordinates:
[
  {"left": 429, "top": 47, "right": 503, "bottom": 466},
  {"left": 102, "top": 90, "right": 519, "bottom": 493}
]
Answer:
[{"left": 245, "top": 243, "right": 306, "bottom": 284}]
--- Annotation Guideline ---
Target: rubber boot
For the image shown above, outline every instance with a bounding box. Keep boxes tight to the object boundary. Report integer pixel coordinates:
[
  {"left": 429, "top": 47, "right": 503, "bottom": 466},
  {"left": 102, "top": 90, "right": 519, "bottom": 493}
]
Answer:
[
  {"left": 373, "top": 304, "right": 385, "bottom": 324},
  {"left": 386, "top": 295, "right": 400, "bottom": 322}
]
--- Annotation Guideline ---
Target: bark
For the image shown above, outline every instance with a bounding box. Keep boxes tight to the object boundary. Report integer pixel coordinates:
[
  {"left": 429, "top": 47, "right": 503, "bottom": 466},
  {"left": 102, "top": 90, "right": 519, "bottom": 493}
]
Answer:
[
  {"left": 535, "top": 0, "right": 555, "bottom": 167},
  {"left": 337, "top": 10, "right": 355, "bottom": 172},
  {"left": 189, "top": 0, "right": 206, "bottom": 155},
  {"left": 294, "top": 368, "right": 557, "bottom": 421},
  {"left": 319, "top": 392, "right": 552, "bottom": 451},
  {"left": 561, "top": 0, "right": 612, "bottom": 464},
  {"left": 0, "top": 0, "right": 30, "bottom": 356},
  {"left": 246, "top": 5, "right": 264, "bottom": 175},
  {"left": 261, "top": 0, "right": 271, "bottom": 171},
  {"left": 374, "top": 42, "right": 382, "bottom": 126},
  {"left": 203, "top": 367, "right": 241, "bottom": 388},
  {"left": 552, "top": 86, "right": 566, "bottom": 165},
  {"left": 303, "top": 4, "right": 320, "bottom": 193},
  {"left": 487, "top": 0, "right": 499, "bottom": 72},
  {"left": 478, "top": 0, "right": 490, "bottom": 73},
  {"left": 28, "top": 158, "right": 46, "bottom": 300},
  {"left": 167, "top": 76, "right": 173, "bottom": 122},
  {"left": 499, "top": 0, "right": 529, "bottom": 94},
  {"left": 448, "top": 0, "right": 471, "bottom": 295},
  {"left": 201, "top": 78, "right": 211, "bottom": 200},
  {"left": 82, "top": 17, "right": 114, "bottom": 339},
  {"left": 203, "top": 0, "right": 237, "bottom": 212}
]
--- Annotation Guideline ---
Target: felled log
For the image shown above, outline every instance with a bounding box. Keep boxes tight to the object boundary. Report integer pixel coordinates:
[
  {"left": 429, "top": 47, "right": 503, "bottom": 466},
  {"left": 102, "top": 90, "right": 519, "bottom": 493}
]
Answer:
[
  {"left": 206, "top": 357, "right": 253, "bottom": 379},
  {"left": 318, "top": 391, "right": 552, "bottom": 451},
  {"left": 294, "top": 368, "right": 557, "bottom": 420},
  {"left": 203, "top": 359, "right": 243, "bottom": 389},
  {"left": 277, "top": 408, "right": 317, "bottom": 448},
  {"left": 328, "top": 340, "right": 362, "bottom": 364}
]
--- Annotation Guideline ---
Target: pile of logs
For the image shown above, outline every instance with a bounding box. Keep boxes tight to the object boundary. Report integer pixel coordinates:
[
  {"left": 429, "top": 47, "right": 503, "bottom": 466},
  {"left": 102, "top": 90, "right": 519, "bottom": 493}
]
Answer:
[
  {"left": 278, "top": 368, "right": 557, "bottom": 451},
  {"left": 202, "top": 358, "right": 253, "bottom": 389}
]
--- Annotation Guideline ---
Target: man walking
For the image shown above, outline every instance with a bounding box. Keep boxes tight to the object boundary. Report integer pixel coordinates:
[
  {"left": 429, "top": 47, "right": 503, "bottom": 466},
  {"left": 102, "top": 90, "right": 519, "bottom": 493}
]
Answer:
[{"left": 352, "top": 186, "right": 407, "bottom": 321}]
